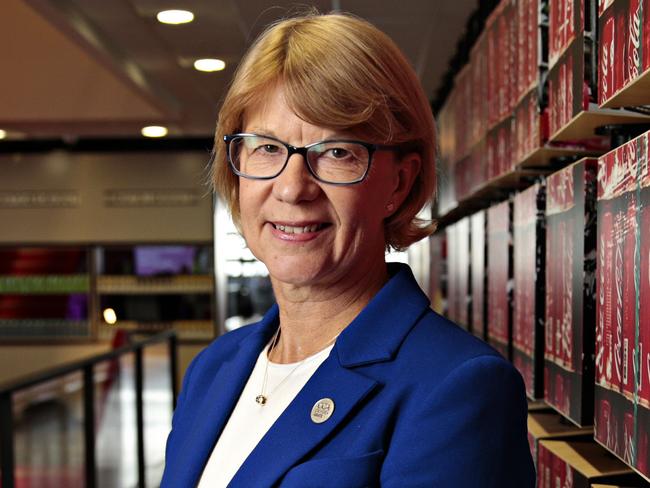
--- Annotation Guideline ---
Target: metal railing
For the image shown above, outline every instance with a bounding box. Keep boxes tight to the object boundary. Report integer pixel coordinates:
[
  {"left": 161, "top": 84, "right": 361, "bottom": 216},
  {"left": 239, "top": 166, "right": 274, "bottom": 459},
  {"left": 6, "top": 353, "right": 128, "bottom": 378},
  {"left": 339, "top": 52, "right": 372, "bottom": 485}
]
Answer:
[{"left": 0, "top": 330, "right": 178, "bottom": 488}]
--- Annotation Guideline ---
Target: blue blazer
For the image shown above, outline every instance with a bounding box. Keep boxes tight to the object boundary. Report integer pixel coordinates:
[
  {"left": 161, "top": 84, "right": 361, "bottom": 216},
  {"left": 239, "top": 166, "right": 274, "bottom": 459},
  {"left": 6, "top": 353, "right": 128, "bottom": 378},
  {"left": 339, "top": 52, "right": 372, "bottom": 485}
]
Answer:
[{"left": 161, "top": 264, "right": 535, "bottom": 487}]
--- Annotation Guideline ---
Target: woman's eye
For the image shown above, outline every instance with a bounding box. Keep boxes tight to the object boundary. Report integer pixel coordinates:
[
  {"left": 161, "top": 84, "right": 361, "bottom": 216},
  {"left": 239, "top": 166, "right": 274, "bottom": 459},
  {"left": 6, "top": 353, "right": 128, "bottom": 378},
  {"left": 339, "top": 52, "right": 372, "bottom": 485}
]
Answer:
[
  {"left": 253, "top": 144, "right": 279, "bottom": 154},
  {"left": 329, "top": 148, "right": 349, "bottom": 158}
]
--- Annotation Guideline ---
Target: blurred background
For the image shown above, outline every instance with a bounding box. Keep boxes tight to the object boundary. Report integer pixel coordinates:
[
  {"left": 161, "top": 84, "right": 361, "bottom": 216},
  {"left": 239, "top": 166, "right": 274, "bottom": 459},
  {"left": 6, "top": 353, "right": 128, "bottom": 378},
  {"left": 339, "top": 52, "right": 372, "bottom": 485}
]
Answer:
[{"left": 0, "top": 1, "right": 479, "bottom": 486}]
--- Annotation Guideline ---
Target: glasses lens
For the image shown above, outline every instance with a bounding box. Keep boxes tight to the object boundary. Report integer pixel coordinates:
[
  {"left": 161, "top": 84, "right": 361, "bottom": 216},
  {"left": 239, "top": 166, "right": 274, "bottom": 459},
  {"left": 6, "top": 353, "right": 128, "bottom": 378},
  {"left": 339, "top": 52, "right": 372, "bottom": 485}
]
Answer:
[
  {"left": 230, "top": 135, "right": 288, "bottom": 178},
  {"left": 307, "top": 142, "right": 370, "bottom": 183}
]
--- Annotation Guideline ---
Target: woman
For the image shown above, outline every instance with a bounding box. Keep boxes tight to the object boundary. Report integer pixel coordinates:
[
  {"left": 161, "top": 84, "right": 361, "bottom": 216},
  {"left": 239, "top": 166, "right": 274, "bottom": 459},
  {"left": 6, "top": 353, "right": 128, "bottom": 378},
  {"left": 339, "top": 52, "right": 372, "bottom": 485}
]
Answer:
[{"left": 162, "top": 12, "right": 535, "bottom": 488}]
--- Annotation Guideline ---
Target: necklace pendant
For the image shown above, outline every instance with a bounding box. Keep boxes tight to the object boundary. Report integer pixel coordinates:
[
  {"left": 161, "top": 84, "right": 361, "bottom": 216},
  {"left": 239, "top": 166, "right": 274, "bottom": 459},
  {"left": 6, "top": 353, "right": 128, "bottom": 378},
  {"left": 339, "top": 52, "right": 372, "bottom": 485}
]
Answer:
[{"left": 255, "top": 394, "right": 267, "bottom": 405}]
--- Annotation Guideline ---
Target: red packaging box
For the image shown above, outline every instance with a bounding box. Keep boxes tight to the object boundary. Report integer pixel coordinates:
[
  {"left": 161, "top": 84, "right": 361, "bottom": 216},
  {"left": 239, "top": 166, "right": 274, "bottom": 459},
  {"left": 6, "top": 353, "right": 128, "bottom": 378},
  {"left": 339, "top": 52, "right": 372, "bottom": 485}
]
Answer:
[
  {"left": 445, "top": 218, "right": 470, "bottom": 329},
  {"left": 486, "top": 0, "right": 519, "bottom": 129},
  {"left": 514, "top": 89, "right": 544, "bottom": 163},
  {"left": 549, "top": 0, "right": 585, "bottom": 68},
  {"left": 537, "top": 439, "right": 643, "bottom": 487},
  {"left": 470, "top": 31, "right": 489, "bottom": 147},
  {"left": 487, "top": 200, "right": 513, "bottom": 360},
  {"left": 471, "top": 210, "right": 487, "bottom": 340},
  {"left": 548, "top": 36, "right": 592, "bottom": 138},
  {"left": 445, "top": 224, "right": 460, "bottom": 325},
  {"left": 596, "top": 129, "right": 650, "bottom": 480},
  {"left": 545, "top": 158, "right": 597, "bottom": 426},
  {"left": 513, "top": 183, "right": 546, "bottom": 399},
  {"left": 487, "top": 117, "right": 515, "bottom": 180},
  {"left": 487, "top": 7, "right": 500, "bottom": 129},
  {"left": 514, "top": 0, "right": 544, "bottom": 104},
  {"left": 456, "top": 217, "right": 470, "bottom": 329},
  {"left": 600, "top": 11, "right": 617, "bottom": 103},
  {"left": 598, "top": 0, "right": 650, "bottom": 105},
  {"left": 454, "top": 140, "right": 488, "bottom": 201}
]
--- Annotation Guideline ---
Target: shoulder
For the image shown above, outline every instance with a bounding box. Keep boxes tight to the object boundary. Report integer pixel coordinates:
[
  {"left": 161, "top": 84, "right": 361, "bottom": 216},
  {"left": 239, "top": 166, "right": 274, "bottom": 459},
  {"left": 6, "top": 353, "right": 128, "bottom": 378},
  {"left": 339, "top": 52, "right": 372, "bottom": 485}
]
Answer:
[{"left": 400, "top": 308, "right": 509, "bottom": 376}]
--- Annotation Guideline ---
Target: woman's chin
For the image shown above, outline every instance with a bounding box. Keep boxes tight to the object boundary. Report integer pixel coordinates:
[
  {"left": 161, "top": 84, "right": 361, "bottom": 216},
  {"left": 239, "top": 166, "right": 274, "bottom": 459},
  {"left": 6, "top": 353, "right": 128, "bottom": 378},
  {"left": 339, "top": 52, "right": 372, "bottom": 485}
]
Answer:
[{"left": 266, "top": 259, "right": 333, "bottom": 289}]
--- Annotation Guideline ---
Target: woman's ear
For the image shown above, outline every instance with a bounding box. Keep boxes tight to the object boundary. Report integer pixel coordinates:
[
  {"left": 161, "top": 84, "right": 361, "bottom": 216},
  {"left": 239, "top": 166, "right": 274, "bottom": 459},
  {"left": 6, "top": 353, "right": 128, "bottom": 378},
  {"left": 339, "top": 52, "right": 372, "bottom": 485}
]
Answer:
[{"left": 386, "top": 152, "right": 421, "bottom": 216}]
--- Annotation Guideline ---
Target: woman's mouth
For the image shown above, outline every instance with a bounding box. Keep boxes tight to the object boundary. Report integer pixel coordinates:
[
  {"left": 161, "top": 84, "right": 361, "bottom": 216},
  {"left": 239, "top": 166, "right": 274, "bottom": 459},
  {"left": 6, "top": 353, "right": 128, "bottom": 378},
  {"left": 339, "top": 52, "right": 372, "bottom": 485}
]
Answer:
[
  {"left": 272, "top": 223, "right": 328, "bottom": 234},
  {"left": 269, "top": 222, "right": 331, "bottom": 241}
]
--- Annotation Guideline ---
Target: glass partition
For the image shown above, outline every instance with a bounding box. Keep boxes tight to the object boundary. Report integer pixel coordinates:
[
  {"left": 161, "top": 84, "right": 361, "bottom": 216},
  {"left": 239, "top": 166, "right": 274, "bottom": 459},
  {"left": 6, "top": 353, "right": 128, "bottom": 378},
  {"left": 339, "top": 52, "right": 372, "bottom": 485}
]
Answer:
[
  {"left": 12, "top": 371, "right": 85, "bottom": 486},
  {"left": 94, "top": 354, "right": 137, "bottom": 488},
  {"left": 143, "top": 342, "right": 173, "bottom": 486}
]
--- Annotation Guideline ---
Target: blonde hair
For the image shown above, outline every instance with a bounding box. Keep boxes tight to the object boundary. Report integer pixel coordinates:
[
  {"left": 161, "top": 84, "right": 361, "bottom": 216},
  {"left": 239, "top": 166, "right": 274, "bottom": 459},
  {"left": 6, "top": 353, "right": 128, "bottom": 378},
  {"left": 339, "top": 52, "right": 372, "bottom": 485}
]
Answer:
[{"left": 211, "top": 11, "right": 437, "bottom": 250}]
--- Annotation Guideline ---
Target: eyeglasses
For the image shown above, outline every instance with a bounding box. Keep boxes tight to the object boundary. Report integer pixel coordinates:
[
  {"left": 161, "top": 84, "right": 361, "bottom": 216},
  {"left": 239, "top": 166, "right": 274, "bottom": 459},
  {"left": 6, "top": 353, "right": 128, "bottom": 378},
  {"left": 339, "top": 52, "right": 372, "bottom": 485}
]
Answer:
[{"left": 224, "top": 133, "right": 395, "bottom": 185}]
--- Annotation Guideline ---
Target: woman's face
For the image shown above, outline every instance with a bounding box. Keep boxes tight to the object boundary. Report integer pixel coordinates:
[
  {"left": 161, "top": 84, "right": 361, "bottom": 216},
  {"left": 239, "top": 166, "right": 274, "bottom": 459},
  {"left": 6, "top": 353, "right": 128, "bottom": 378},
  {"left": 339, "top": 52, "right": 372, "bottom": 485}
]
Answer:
[{"left": 238, "top": 85, "right": 414, "bottom": 291}]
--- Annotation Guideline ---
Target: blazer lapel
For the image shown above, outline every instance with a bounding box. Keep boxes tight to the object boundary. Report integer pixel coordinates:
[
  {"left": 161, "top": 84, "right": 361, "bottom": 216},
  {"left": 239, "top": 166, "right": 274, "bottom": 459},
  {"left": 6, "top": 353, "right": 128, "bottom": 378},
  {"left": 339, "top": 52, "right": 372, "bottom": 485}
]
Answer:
[
  {"left": 169, "top": 308, "right": 279, "bottom": 487},
  {"left": 228, "top": 264, "right": 430, "bottom": 487},
  {"left": 229, "top": 353, "right": 378, "bottom": 487}
]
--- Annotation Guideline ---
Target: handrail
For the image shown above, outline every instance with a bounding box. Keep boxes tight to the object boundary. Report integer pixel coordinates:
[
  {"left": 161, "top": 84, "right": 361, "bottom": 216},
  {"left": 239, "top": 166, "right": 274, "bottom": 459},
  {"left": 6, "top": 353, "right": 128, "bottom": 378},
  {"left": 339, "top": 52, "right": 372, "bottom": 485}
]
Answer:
[
  {"left": 0, "top": 329, "right": 176, "bottom": 395},
  {"left": 0, "top": 330, "right": 178, "bottom": 488}
]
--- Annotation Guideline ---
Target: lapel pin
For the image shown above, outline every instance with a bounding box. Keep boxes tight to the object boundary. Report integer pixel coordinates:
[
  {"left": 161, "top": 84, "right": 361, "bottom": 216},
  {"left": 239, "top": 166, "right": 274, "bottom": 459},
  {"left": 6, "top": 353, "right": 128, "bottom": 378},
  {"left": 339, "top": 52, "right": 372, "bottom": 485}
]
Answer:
[{"left": 310, "top": 398, "right": 335, "bottom": 423}]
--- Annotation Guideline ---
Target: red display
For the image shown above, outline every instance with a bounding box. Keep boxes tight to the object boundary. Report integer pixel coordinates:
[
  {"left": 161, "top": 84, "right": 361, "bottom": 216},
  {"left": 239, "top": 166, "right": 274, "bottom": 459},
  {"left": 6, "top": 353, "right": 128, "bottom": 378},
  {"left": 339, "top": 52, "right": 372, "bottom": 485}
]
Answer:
[
  {"left": 545, "top": 158, "right": 597, "bottom": 426},
  {"left": 513, "top": 183, "right": 546, "bottom": 399},
  {"left": 471, "top": 211, "right": 487, "bottom": 340},
  {"left": 514, "top": 89, "right": 544, "bottom": 163},
  {"left": 445, "top": 219, "right": 470, "bottom": 329},
  {"left": 595, "top": 130, "right": 650, "bottom": 479},
  {"left": 487, "top": 200, "right": 512, "bottom": 359},
  {"left": 549, "top": 0, "right": 585, "bottom": 68},
  {"left": 548, "top": 37, "right": 592, "bottom": 137},
  {"left": 598, "top": 0, "right": 650, "bottom": 105}
]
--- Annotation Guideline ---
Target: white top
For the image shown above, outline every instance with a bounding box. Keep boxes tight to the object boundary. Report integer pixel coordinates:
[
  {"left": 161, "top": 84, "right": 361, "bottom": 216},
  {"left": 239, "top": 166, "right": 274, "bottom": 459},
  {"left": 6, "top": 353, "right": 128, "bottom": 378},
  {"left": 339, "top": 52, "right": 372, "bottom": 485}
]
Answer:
[{"left": 197, "top": 342, "right": 334, "bottom": 488}]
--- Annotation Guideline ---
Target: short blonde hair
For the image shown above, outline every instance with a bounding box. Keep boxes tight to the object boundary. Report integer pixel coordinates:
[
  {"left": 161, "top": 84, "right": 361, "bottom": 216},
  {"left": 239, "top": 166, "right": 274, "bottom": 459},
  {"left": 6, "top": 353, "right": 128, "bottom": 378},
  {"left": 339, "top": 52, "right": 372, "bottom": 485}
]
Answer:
[{"left": 211, "top": 11, "right": 436, "bottom": 250}]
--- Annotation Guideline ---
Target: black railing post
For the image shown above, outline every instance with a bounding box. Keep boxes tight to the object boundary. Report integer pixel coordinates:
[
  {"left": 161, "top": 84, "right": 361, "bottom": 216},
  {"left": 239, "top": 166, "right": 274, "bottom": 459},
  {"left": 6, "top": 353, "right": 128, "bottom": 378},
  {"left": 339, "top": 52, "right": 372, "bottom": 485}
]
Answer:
[
  {"left": 135, "top": 347, "right": 146, "bottom": 488},
  {"left": 83, "top": 364, "right": 97, "bottom": 488},
  {"left": 0, "top": 391, "right": 15, "bottom": 488},
  {"left": 169, "top": 334, "right": 178, "bottom": 409}
]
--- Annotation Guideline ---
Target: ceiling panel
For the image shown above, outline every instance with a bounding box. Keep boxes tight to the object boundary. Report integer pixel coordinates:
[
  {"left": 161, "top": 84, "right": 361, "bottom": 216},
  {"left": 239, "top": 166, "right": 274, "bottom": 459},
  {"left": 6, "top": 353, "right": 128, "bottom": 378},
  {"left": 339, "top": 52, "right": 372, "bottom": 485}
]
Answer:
[{"left": 1, "top": 0, "right": 478, "bottom": 139}]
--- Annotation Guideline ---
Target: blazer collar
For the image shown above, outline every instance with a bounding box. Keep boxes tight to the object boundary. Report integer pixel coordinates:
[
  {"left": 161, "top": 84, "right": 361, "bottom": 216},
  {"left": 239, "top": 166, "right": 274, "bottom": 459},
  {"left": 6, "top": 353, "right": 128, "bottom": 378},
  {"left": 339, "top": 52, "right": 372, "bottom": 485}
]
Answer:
[{"left": 335, "top": 262, "right": 431, "bottom": 367}]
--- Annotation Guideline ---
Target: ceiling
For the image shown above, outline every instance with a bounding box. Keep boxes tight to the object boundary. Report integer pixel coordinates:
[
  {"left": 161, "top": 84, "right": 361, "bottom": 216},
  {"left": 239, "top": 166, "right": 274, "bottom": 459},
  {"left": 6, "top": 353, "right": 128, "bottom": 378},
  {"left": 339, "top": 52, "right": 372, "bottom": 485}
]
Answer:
[{"left": 0, "top": 0, "right": 477, "bottom": 140}]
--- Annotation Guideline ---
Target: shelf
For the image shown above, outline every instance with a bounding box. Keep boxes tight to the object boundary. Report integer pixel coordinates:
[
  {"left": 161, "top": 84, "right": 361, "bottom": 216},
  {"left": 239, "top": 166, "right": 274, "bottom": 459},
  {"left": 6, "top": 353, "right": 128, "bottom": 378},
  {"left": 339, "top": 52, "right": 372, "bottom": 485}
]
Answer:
[
  {"left": 549, "top": 106, "right": 650, "bottom": 142},
  {"left": 436, "top": 168, "right": 544, "bottom": 227},
  {"left": 528, "top": 400, "right": 550, "bottom": 411},
  {"left": 0, "top": 319, "right": 91, "bottom": 339},
  {"left": 528, "top": 410, "right": 593, "bottom": 438},
  {"left": 600, "top": 69, "right": 650, "bottom": 109},
  {"left": 96, "top": 275, "right": 214, "bottom": 294},
  {"left": 594, "top": 437, "right": 650, "bottom": 484},
  {"left": 0, "top": 275, "right": 90, "bottom": 294},
  {"left": 517, "top": 145, "right": 604, "bottom": 169},
  {"left": 99, "top": 320, "right": 214, "bottom": 341}
]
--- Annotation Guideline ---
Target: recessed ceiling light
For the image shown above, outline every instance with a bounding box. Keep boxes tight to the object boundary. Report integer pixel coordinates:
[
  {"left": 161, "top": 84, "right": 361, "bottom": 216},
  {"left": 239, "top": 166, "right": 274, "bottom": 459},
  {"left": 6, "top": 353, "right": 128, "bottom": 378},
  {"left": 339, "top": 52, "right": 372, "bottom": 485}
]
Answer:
[
  {"left": 194, "top": 58, "right": 226, "bottom": 72},
  {"left": 0, "top": 130, "right": 6, "bottom": 140},
  {"left": 156, "top": 9, "right": 194, "bottom": 25},
  {"left": 141, "top": 125, "right": 168, "bottom": 138}
]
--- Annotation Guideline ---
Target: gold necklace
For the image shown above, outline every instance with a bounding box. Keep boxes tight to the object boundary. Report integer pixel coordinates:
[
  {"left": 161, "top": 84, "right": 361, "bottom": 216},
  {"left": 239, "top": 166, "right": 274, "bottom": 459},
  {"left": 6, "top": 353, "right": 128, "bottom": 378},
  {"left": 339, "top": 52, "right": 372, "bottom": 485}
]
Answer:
[{"left": 255, "top": 327, "right": 341, "bottom": 406}]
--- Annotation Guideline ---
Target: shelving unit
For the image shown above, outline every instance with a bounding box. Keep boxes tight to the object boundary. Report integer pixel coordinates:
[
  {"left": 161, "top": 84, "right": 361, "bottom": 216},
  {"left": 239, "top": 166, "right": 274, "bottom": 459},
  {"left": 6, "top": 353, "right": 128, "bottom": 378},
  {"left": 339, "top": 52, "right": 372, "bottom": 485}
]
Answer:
[
  {"left": 433, "top": 0, "right": 650, "bottom": 482},
  {"left": 0, "top": 247, "right": 93, "bottom": 341},
  {"left": 549, "top": 104, "right": 650, "bottom": 142},
  {"left": 94, "top": 244, "right": 217, "bottom": 343}
]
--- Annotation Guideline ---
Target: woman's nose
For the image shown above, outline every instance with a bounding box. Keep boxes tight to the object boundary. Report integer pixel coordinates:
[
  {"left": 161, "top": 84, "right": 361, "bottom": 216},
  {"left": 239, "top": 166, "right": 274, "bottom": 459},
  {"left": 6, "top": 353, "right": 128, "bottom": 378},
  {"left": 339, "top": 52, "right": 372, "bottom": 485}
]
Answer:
[{"left": 271, "top": 153, "right": 321, "bottom": 203}]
